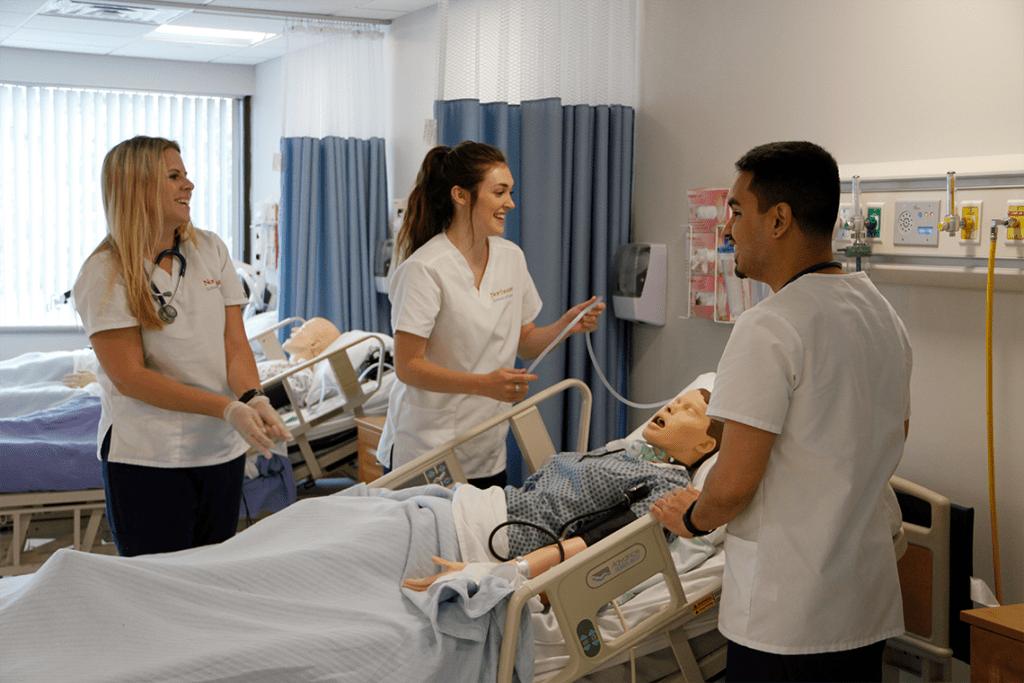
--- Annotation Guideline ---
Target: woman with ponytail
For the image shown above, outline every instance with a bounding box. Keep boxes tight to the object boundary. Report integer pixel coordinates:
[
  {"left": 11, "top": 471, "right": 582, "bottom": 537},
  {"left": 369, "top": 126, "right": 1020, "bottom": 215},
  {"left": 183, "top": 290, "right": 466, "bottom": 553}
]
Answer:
[
  {"left": 73, "top": 136, "right": 290, "bottom": 557},
  {"left": 379, "top": 141, "right": 604, "bottom": 487}
]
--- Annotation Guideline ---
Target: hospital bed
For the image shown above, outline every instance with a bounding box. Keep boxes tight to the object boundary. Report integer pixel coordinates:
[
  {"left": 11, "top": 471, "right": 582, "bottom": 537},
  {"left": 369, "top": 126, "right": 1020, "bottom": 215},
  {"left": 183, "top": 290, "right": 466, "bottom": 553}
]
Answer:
[
  {"left": 375, "top": 374, "right": 948, "bottom": 683},
  {"left": 0, "top": 321, "right": 391, "bottom": 576},
  {"left": 374, "top": 375, "right": 729, "bottom": 683},
  {"left": 246, "top": 316, "right": 394, "bottom": 484}
]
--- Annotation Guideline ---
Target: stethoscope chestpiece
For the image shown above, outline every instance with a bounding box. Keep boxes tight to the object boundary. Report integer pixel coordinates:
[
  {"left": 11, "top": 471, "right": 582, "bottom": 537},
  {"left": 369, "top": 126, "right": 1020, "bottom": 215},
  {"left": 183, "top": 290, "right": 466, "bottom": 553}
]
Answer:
[{"left": 150, "top": 232, "right": 187, "bottom": 324}]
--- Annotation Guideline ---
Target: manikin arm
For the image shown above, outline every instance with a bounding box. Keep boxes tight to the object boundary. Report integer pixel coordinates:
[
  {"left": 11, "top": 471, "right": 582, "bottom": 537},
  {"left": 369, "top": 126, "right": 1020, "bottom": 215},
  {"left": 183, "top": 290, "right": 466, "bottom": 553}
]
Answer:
[{"left": 402, "top": 537, "right": 587, "bottom": 591}]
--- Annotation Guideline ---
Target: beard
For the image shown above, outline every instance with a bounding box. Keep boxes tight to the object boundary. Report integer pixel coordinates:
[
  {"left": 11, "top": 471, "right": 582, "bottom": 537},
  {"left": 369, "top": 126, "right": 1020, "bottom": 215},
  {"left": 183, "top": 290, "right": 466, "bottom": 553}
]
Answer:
[{"left": 734, "top": 266, "right": 748, "bottom": 279}]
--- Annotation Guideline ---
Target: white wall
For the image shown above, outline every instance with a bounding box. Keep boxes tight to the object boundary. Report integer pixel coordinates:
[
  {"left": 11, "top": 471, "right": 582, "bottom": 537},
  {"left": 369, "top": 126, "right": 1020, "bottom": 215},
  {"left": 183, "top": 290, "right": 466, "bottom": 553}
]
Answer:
[
  {"left": 386, "top": 6, "right": 439, "bottom": 215},
  {"left": 634, "top": 0, "right": 1024, "bottom": 606}
]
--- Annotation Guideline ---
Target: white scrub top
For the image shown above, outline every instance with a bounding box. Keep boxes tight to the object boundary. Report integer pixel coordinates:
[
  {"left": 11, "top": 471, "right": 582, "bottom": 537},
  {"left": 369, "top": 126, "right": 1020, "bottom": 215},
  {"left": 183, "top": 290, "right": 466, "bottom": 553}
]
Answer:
[
  {"left": 707, "top": 272, "right": 912, "bottom": 654},
  {"left": 379, "top": 233, "right": 542, "bottom": 478},
  {"left": 74, "top": 229, "right": 250, "bottom": 468}
]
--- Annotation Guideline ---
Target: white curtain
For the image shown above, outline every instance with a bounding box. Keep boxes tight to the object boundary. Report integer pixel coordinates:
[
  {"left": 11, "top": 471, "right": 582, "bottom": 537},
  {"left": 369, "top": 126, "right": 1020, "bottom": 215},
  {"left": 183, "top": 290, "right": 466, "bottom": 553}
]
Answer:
[
  {"left": 439, "top": 0, "right": 638, "bottom": 107},
  {"left": 278, "top": 20, "right": 391, "bottom": 333},
  {"left": 282, "top": 21, "right": 387, "bottom": 139},
  {"left": 0, "top": 84, "right": 235, "bottom": 326}
]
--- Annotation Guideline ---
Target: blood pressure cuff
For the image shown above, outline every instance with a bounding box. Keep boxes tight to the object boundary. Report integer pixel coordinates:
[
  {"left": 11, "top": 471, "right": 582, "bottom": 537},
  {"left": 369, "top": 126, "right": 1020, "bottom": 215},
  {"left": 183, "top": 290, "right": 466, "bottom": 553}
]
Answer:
[{"left": 578, "top": 508, "right": 638, "bottom": 547}]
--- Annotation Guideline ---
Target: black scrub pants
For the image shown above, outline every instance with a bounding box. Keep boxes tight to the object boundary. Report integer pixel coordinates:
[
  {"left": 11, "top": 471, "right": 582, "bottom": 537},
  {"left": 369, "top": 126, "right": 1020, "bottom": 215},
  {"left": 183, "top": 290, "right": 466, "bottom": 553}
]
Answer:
[
  {"left": 100, "top": 428, "right": 246, "bottom": 557},
  {"left": 726, "top": 639, "right": 886, "bottom": 683}
]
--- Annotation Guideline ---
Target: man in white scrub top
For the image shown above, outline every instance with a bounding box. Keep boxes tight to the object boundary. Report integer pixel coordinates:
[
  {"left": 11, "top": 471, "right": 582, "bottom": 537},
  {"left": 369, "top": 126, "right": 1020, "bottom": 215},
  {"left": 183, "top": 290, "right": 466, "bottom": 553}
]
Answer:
[{"left": 651, "top": 142, "right": 912, "bottom": 683}]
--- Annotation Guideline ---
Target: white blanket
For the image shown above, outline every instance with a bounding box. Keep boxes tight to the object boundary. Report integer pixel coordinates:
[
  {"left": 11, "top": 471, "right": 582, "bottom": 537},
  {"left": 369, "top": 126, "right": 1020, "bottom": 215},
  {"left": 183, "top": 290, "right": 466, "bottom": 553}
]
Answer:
[{"left": 0, "top": 485, "right": 531, "bottom": 683}]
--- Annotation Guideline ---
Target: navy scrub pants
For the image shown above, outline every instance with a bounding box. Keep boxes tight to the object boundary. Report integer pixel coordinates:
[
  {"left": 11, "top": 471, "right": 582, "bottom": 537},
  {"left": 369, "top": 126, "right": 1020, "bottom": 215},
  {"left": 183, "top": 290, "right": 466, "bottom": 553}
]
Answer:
[
  {"left": 726, "top": 639, "right": 886, "bottom": 683},
  {"left": 100, "top": 428, "right": 246, "bottom": 557}
]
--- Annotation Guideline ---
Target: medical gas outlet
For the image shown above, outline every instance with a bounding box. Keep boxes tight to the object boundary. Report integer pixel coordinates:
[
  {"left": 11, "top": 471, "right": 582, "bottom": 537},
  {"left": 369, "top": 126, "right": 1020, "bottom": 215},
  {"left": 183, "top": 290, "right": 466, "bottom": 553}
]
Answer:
[{"left": 1005, "top": 201, "right": 1024, "bottom": 243}]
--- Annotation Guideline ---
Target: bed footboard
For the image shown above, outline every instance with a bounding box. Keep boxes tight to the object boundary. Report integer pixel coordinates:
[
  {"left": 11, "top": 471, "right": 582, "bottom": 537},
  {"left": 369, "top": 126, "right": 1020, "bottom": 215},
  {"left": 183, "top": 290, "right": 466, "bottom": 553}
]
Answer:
[
  {"left": 497, "top": 513, "right": 702, "bottom": 683},
  {"left": 884, "top": 475, "right": 953, "bottom": 683}
]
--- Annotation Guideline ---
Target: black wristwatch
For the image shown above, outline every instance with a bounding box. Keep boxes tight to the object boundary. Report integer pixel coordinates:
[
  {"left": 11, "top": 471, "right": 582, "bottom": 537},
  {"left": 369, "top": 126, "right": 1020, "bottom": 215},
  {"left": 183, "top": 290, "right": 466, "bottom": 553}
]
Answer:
[
  {"left": 682, "top": 500, "right": 713, "bottom": 537},
  {"left": 238, "top": 388, "right": 265, "bottom": 404}
]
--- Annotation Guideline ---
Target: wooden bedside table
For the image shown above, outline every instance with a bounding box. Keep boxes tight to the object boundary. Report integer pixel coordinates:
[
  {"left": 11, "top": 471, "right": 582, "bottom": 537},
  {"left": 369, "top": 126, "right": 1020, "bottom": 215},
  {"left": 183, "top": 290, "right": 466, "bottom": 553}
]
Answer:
[
  {"left": 354, "top": 415, "right": 387, "bottom": 484},
  {"left": 960, "top": 603, "right": 1023, "bottom": 682}
]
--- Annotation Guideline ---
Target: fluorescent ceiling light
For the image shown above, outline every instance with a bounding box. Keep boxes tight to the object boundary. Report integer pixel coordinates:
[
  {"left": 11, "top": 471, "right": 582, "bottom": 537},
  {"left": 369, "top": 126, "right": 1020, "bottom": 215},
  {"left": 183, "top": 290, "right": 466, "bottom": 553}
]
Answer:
[{"left": 149, "top": 24, "right": 275, "bottom": 46}]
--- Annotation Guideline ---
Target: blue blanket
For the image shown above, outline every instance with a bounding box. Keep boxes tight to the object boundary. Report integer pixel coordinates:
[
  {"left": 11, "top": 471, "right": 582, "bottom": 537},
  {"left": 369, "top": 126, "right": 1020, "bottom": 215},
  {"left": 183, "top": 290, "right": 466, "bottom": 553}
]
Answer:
[
  {"left": 0, "top": 484, "right": 533, "bottom": 683},
  {"left": 0, "top": 395, "right": 103, "bottom": 492}
]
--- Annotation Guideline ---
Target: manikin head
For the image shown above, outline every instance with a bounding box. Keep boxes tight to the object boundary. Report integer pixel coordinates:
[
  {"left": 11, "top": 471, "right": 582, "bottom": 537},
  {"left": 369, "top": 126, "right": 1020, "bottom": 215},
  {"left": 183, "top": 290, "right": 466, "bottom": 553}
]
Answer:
[
  {"left": 641, "top": 388, "right": 723, "bottom": 468},
  {"left": 283, "top": 317, "right": 341, "bottom": 362}
]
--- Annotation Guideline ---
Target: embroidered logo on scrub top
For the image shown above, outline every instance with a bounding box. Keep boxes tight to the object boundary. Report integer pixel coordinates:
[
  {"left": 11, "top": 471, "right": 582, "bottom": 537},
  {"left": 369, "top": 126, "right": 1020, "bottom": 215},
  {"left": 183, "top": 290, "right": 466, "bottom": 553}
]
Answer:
[
  {"left": 490, "top": 286, "right": 514, "bottom": 302},
  {"left": 203, "top": 279, "right": 222, "bottom": 289}
]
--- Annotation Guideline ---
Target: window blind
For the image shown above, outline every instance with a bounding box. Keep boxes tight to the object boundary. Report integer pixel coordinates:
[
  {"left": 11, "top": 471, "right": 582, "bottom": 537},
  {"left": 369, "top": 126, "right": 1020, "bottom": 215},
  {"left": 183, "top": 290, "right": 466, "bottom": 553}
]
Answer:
[{"left": 0, "top": 84, "right": 236, "bottom": 327}]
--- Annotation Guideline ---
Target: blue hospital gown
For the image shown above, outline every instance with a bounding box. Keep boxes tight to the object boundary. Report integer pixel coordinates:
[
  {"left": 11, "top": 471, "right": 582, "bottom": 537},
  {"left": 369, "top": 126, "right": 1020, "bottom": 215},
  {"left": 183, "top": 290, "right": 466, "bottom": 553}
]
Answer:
[{"left": 503, "top": 448, "right": 692, "bottom": 556}]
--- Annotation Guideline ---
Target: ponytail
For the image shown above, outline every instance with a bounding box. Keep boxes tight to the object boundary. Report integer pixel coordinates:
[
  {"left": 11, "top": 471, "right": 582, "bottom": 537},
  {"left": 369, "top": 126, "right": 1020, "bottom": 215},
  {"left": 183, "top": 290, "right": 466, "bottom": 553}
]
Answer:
[{"left": 396, "top": 141, "right": 507, "bottom": 260}]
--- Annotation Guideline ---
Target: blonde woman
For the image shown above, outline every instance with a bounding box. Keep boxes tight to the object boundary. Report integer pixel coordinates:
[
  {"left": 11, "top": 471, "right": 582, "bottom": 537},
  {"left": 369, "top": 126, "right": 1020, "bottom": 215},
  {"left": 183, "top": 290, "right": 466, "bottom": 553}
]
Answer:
[{"left": 73, "top": 136, "right": 290, "bottom": 557}]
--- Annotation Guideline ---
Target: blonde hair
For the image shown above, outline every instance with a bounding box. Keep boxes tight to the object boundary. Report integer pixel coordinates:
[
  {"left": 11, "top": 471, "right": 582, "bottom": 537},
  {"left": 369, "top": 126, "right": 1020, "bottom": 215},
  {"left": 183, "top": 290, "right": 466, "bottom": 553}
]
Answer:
[{"left": 88, "top": 136, "right": 197, "bottom": 329}]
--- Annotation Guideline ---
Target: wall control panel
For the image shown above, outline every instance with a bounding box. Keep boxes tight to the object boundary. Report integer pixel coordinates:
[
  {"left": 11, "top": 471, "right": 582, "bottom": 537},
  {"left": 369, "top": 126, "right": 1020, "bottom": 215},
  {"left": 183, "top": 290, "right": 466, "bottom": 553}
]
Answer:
[{"left": 894, "top": 200, "right": 940, "bottom": 247}]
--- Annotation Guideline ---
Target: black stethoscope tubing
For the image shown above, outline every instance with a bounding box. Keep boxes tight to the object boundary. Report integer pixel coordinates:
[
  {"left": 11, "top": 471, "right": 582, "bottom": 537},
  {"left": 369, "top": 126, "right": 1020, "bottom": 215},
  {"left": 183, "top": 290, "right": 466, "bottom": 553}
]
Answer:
[{"left": 150, "top": 232, "right": 187, "bottom": 324}]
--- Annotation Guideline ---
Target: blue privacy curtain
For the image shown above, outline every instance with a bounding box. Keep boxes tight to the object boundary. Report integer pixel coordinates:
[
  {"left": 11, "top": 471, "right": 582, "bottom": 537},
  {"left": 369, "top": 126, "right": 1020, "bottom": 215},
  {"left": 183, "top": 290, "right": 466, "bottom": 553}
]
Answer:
[
  {"left": 279, "top": 136, "right": 390, "bottom": 332},
  {"left": 438, "top": 99, "right": 634, "bottom": 483},
  {"left": 277, "top": 21, "right": 390, "bottom": 333},
  {"left": 437, "top": 0, "right": 638, "bottom": 484}
]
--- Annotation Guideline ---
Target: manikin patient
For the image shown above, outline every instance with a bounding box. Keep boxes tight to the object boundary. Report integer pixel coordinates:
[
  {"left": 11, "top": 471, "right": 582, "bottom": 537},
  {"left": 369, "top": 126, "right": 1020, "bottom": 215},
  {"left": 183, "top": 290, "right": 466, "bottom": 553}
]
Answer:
[
  {"left": 405, "top": 388, "right": 723, "bottom": 589},
  {"left": 282, "top": 317, "right": 342, "bottom": 362}
]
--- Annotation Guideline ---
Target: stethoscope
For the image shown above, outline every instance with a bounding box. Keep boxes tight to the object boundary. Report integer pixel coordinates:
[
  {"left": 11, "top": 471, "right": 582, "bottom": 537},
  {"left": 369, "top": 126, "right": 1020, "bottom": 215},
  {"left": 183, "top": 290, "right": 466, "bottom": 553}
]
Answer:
[{"left": 150, "top": 232, "right": 187, "bottom": 324}]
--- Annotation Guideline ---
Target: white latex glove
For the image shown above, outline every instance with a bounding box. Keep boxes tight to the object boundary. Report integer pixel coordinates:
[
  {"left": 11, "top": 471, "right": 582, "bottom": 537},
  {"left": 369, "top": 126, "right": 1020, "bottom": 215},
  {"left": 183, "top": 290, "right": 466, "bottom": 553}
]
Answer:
[
  {"left": 247, "top": 395, "right": 292, "bottom": 442},
  {"left": 223, "top": 400, "right": 276, "bottom": 457}
]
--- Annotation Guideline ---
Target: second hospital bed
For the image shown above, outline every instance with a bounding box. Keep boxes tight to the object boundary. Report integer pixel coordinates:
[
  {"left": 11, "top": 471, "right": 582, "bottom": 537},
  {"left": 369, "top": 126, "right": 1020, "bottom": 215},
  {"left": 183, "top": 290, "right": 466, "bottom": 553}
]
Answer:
[{"left": 0, "top": 320, "right": 392, "bottom": 575}]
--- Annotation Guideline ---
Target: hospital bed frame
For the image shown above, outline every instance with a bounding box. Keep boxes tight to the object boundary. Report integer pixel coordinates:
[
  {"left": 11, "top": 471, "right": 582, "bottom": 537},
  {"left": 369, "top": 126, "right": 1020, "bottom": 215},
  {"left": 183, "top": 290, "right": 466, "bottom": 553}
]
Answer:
[
  {"left": 883, "top": 476, "right": 954, "bottom": 683},
  {"left": 0, "top": 322, "right": 388, "bottom": 576},
  {"left": 246, "top": 317, "right": 390, "bottom": 484},
  {"left": 372, "top": 378, "right": 728, "bottom": 683}
]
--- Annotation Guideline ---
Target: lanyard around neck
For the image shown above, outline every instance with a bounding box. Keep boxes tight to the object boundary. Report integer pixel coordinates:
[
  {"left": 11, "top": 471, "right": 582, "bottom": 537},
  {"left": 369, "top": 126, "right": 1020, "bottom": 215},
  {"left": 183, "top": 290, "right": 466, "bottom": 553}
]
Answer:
[{"left": 783, "top": 260, "right": 842, "bottom": 288}]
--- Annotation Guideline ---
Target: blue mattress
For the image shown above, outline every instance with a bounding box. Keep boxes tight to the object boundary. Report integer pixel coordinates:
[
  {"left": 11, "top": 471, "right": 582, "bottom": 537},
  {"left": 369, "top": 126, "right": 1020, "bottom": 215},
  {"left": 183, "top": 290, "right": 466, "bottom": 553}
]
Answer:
[
  {"left": 0, "top": 395, "right": 296, "bottom": 516},
  {"left": 0, "top": 395, "right": 103, "bottom": 493}
]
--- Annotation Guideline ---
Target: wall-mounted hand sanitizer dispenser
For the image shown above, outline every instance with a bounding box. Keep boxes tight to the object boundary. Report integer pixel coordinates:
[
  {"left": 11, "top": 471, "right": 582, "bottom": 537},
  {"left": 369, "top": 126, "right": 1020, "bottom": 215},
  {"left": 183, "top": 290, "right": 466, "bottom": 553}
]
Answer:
[
  {"left": 374, "top": 237, "right": 394, "bottom": 294},
  {"left": 611, "top": 243, "right": 666, "bottom": 326}
]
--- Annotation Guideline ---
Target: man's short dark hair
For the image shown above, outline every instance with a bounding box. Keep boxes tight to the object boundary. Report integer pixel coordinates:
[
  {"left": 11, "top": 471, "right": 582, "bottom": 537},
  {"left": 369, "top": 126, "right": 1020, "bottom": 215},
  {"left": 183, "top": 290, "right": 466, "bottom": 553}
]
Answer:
[{"left": 735, "top": 141, "right": 840, "bottom": 241}]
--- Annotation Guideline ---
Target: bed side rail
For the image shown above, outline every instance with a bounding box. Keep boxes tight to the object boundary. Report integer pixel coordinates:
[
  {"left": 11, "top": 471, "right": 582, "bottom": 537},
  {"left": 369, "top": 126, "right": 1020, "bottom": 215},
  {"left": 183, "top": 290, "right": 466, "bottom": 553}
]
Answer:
[
  {"left": 248, "top": 316, "right": 304, "bottom": 361},
  {"left": 370, "top": 378, "right": 592, "bottom": 491},
  {"left": 259, "top": 333, "right": 389, "bottom": 427},
  {"left": 497, "top": 513, "right": 689, "bottom": 683},
  {"left": 885, "top": 475, "right": 953, "bottom": 678}
]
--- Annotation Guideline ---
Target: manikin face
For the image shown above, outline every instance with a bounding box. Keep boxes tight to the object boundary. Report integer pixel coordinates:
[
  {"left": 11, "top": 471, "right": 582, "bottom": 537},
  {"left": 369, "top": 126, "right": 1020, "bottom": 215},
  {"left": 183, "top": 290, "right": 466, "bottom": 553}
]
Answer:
[
  {"left": 283, "top": 318, "right": 340, "bottom": 361},
  {"left": 159, "top": 148, "right": 194, "bottom": 236},
  {"left": 641, "top": 389, "right": 715, "bottom": 466},
  {"left": 723, "top": 171, "right": 773, "bottom": 283},
  {"left": 467, "top": 163, "right": 515, "bottom": 238}
]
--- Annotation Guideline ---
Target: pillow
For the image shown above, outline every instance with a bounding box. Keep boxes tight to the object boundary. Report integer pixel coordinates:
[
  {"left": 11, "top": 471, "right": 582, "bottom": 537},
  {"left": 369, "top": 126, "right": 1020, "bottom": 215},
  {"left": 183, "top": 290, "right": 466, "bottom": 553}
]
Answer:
[{"left": 624, "top": 371, "right": 716, "bottom": 442}]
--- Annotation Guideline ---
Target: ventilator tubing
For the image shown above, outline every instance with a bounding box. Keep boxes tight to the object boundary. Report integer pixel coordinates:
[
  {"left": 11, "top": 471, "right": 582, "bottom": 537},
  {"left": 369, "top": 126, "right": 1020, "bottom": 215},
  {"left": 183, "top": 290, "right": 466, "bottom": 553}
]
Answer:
[{"left": 526, "top": 297, "right": 674, "bottom": 410}]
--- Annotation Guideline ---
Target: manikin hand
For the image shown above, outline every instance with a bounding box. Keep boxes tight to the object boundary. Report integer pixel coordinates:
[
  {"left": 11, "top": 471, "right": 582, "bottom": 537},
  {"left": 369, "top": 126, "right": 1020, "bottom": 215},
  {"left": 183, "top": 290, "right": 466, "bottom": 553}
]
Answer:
[
  {"left": 223, "top": 400, "right": 277, "bottom": 458},
  {"left": 246, "top": 394, "right": 292, "bottom": 442},
  {"left": 62, "top": 370, "right": 98, "bottom": 388},
  {"left": 649, "top": 484, "right": 701, "bottom": 538},
  {"left": 402, "top": 557, "right": 468, "bottom": 591}
]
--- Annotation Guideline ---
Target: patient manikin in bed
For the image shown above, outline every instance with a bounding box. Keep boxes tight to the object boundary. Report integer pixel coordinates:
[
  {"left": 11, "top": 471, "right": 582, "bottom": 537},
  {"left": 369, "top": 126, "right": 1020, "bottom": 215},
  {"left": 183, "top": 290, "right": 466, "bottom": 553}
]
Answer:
[
  {"left": 407, "top": 388, "right": 724, "bottom": 587},
  {"left": 283, "top": 317, "right": 342, "bottom": 361}
]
